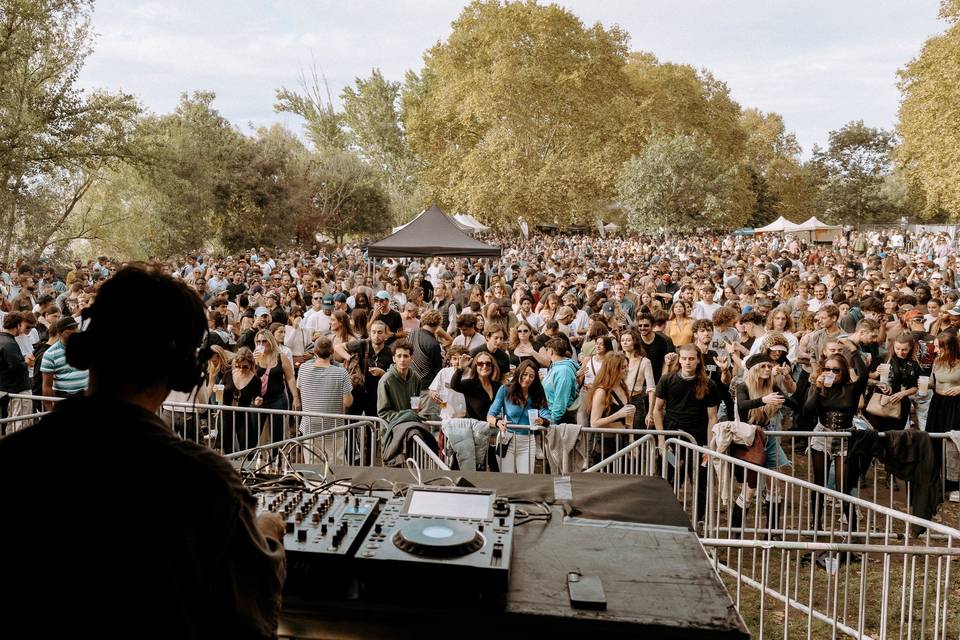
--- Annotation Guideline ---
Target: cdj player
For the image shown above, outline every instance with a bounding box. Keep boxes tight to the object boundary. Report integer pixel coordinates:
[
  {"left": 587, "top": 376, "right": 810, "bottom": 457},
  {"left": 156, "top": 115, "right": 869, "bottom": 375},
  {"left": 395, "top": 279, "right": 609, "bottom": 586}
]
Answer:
[
  {"left": 254, "top": 485, "right": 516, "bottom": 601},
  {"left": 355, "top": 486, "right": 515, "bottom": 601}
]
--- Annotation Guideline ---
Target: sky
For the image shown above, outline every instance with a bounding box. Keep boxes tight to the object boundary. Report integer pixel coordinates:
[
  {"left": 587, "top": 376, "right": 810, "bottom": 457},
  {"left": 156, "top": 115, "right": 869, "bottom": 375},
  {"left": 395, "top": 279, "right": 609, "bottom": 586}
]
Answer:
[{"left": 76, "top": 0, "right": 946, "bottom": 156}]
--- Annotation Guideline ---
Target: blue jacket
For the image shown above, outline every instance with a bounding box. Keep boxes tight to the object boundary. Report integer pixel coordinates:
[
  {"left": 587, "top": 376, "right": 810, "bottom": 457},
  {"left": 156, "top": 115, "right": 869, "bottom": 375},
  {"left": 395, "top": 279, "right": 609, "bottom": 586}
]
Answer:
[
  {"left": 543, "top": 358, "right": 579, "bottom": 423},
  {"left": 487, "top": 386, "right": 550, "bottom": 434}
]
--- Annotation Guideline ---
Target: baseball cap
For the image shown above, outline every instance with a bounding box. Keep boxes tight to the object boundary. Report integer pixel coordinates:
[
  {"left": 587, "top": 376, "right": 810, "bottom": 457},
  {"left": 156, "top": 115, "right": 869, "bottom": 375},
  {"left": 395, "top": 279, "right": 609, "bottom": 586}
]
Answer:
[
  {"left": 375, "top": 291, "right": 390, "bottom": 300},
  {"left": 903, "top": 309, "right": 924, "bottom": 323},
  {"left": 254, "top": 306, "right": 270, "bottom": 318},
  {"left": 595, "top": 281, "right": 609, "bottom": 292},
  {"left": 601, "top": 301, "right": 615, "bottom": 316},
  {"left": 333, "top": 292, "right": 348, "bottom": 303},
  {"left": 948, "top": 303, "right": 960, "bottom": 317},
  {"left": 321, "top": 295, "right": 334, "bottom": 309},
  {"left": 55, "top": 317, "right": 78, "bottom": 333}
]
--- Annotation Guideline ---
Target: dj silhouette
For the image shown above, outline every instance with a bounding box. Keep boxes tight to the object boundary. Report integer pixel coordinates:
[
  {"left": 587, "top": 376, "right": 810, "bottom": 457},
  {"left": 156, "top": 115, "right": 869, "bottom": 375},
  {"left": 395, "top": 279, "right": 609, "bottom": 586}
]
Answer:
[{"left": 0, "top": 264, "right": 286, "bottom": 639}]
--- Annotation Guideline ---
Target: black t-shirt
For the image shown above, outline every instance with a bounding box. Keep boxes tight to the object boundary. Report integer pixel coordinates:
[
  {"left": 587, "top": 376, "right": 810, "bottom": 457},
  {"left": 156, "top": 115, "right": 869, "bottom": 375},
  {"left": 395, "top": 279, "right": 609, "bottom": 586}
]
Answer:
[
  {"left": 0, "top": 396, "right": 285, "bottom": 638},
  {"left": 346, "top": 338, "right": 393, "bottom": 396},
  {"left": 641, "top": 332, "right": 676, "bottom": 383},
  {"left": 0, "top": 332, "right": 29, "bottom": 393},
  {"left": 470, "top": 344, "right": 511, "bottom": 381},
  {"left": 226, "top": 282, "right": 247, "bottom": 301},
  {"left": 378, "top": 309, "right": 403, "bottom": 334},
  {"left": 655, "top": 373, "right": 719, "bottom": 444}
]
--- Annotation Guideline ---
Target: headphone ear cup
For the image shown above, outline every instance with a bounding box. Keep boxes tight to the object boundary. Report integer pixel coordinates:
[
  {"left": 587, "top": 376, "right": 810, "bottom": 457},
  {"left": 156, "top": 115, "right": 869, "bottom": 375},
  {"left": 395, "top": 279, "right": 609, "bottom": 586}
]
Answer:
[
  {"left": 168, "top": 351, "right": 203, "bottom": 393},
  {"left": 64, "top": 332, "right": 94, "bottom": 370}
]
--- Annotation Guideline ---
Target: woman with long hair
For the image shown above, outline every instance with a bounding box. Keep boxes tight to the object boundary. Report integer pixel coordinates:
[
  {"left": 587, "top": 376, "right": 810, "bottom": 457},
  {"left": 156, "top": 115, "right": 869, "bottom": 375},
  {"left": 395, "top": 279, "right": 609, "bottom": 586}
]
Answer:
[
  {"left": 253, "top": 329, "right": 301, "bottom": 449},
  {"left": 538, "top": 293, "right": 561, "bottom": 324},
  {"left": 926, "top": 332, "right": 960, "bottom": 435},
  {"left": 652, "top": 343, "right": 719, "bottom": 523},
  {"left": 665, "top": 300, "right": 694, "bottom": 346},
  {"left": 487, "top": 360, "right": 549, "bottom": 473},
  {"left": 588, "top": 353, "right": 637, "bottom": 461},
  {"left": 353, "top": 291, "right": 371, "bottom": 312},
  {"left": 450, "top": 351, "right": 501, "bottom": 421},
  {"left": 619, "top": 328, "right": 655, "bottom": 428},
  {"left": 221, "top": 347, "right": 261, "bottom": 454},
  {"left": 509, "top": 321, "right": 550, "bottom": 368},
  {"left": 804, "top": 351, "right": 865, "bottom": 532},
  {"left": 329, "top": 310, "right": 356, "bottom": 359},
  {"left": 869, "top": 334, "right": 920, "bottom": 431}
]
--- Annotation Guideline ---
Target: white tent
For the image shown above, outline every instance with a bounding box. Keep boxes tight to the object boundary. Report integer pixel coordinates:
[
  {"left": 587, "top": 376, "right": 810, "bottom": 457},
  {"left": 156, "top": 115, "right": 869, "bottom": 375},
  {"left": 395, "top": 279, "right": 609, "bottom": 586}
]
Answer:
[
  {"left": 795, "top": 216, "right": 841, "bottom": 243},
  {"left": 754, "top": 216, "right": 801, "bottom": 233},
  {"left": 453, "top": 213, "right": 491, "bottom": 233},
  {"left": 796, "top": 216, "right": 840, "bottom": 231},
  {"left": 603, "top": 222, "right": 620, "bottom": 232}
]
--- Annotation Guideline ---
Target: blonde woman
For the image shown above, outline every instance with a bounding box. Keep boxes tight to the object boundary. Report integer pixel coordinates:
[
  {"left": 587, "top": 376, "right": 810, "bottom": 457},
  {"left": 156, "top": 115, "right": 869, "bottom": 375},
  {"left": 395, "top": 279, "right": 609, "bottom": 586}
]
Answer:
[{"left": 254, "top": 329, "right": 301, "bottom": 447}]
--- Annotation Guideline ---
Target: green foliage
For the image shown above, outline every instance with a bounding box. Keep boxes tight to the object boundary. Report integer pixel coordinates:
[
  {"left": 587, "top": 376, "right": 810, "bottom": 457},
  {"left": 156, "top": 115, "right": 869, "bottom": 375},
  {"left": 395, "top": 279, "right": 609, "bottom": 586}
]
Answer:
[
  {"left": 403, "top": 0, "right": 630, "bottom": 228},
  {"left": 298, "top": 151, "right": 392, "bottom": 244},
  {"left": 809, "top": 121, "right": 901, "bottom": 226},
  {"left": 617, "top": 132, "right": 740, "bottom": 230},
  {"left": 897, "top": 9, "right": 960, "bottom": 219},
  {"left": 0, "top": 0, "right": 140, "bottom": 261},
  {"left": 274, "top": 66, "right": 349, "bottom": 151}
]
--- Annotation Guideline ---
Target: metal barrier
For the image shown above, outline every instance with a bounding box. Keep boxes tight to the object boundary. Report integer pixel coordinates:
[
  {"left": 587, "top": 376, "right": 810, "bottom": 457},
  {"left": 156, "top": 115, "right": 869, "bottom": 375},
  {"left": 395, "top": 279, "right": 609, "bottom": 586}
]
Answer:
[
  {"left": 764, "top": 430, "right": 960, "bottom": 532},
  {"left": 664, "top": 437, "right": 960, "bottom": 640}
]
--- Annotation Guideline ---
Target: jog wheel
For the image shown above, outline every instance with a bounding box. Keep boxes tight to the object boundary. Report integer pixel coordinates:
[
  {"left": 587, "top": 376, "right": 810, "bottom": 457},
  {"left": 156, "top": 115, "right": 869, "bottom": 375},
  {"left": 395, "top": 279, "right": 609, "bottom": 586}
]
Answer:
[{"left": 392, "top": 520, "right": 485, "bottom": 558}]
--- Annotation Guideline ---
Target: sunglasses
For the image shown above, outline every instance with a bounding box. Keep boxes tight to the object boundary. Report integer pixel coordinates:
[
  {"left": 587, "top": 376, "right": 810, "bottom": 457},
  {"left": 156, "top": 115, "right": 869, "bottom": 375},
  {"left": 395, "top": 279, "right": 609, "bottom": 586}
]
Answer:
[
  {"left": 255, "top": 339, "right": 268, "bottom": 345},
  {"left": 477, "top": 362, "right": 493, "bottom": 368},
  {"left": 823, "top": 367, "right": 843, "bottom": 373},
  {"left": 234, "top": 364, "right": 251, "bottom": 371},
  {"left": 517, "top": 329, "right": 530, "bottom": 334}
]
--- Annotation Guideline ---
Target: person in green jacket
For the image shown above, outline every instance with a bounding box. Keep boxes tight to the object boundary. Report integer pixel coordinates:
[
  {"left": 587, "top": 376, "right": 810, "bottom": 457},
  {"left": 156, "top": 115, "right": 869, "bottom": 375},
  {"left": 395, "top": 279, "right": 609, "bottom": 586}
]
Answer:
[{"left": 377, "top": 338, "right": 423, "bottom": 423}]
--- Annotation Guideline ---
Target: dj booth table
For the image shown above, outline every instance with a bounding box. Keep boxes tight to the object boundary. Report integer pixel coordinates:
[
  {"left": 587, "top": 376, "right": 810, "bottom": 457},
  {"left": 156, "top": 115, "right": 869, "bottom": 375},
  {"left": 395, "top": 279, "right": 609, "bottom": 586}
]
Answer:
[{"left": 277, "top": 466, "right": 748, "bottom": 639}]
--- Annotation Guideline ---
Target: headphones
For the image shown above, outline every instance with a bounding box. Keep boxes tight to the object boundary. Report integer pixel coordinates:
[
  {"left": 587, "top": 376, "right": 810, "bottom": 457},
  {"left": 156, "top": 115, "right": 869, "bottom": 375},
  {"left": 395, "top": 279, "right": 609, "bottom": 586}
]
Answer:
[{"left": 168, "top": 330, "right": 214, "bottom": 393}]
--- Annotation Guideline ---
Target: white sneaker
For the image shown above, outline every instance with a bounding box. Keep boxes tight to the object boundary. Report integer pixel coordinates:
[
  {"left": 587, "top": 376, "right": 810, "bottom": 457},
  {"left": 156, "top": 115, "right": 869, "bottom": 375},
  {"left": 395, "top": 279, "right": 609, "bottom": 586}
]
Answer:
[{"left": 949, "top": 491, "right": 960, "bottom": 503}]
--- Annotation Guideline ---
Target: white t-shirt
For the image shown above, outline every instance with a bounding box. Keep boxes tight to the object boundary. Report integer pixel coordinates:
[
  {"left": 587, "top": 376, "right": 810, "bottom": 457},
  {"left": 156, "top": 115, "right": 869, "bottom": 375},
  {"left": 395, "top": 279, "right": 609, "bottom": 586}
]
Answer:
[
  {"left": 428, "top": 366, "right": 467, "bottom": 420},
  {"left": 692, "top": 301, "right": 722, "bottom": 321},
  {"left": 452, "top": 332, "right": 485, "bottom": 352},
  {"left": 303, "top": 309, "right": 331, "bottom": 335}
]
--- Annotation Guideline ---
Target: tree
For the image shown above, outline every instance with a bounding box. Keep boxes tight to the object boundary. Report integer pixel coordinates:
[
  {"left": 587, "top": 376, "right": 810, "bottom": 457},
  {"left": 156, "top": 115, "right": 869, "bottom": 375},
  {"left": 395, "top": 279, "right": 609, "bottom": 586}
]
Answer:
[
  {"left": 403, "top": 0, "right": 630, "bottom": 228},
  {"left": 620, "top": 52, "right": 754, "bottom": 225},
  {"left": 274, "top": 65, "right": 348, "bottom": 152},
  {"left": 0, "top": 0, "right": 140, "bottom": 262},
  {"left": 897, "top": 2, "right": 960, "bottom": 218},
  {"left": 212, "top": 125, "right": 310, "bottom": 253},
  {"left": 739, "top": 109, "right": 813, "bottom": 223},
  {"left": 298, "top": 151, "right": 391, "bottom": 244},
  {"left": 616, "top": 132, "right": 741, "bottom": 230},
  {"left": 809, "top": 121, "right": 900, "bottom": 226},
  {"left": 342, "top": 71, "right": 415, "bottom": 190}
]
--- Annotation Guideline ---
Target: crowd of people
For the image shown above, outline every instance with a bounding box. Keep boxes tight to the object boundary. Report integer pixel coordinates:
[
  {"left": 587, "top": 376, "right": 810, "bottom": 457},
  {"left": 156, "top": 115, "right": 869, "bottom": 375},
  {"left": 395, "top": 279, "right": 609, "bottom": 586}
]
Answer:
[{"left": 1, "top": 226, "right": 959, "bottom": 517}]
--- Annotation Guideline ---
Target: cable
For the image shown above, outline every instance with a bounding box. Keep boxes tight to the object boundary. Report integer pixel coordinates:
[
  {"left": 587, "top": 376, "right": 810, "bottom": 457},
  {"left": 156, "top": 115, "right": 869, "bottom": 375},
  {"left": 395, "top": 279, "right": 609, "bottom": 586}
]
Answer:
[{"left": 405, "top": 457, "right": 423, "bottom": 486}]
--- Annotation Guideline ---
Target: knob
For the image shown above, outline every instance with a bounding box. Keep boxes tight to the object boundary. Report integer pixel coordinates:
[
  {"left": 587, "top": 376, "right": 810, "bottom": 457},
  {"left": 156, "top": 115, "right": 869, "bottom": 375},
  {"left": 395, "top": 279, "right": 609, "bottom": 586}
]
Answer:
[
  {"left": 499, "top": 517, "right": 506, "bottom": 527},
  {"left": 285, "top": 521, "right": 295, "bottom": 534},
  {"left": 354, "top": 497, "right": 360, "bottom": 507},
  {"left": 320, "top": 524, "right": 328, "bottom": 536},
  {"left": 297, "top": 529, "right": 308, "bottom": 542},
  {"left": 478, "top": 524, "right": 484, "bottom": 532},
  {"left": 374, "top": 523, "right": 383, "bottom": 535}
]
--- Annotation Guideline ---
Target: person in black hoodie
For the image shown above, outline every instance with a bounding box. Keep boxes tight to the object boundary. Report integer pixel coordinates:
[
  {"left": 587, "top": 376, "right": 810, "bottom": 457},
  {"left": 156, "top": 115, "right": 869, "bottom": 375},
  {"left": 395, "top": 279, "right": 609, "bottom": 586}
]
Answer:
[{"left": 0, "top": 264, "right": 286, "bottom": 638}]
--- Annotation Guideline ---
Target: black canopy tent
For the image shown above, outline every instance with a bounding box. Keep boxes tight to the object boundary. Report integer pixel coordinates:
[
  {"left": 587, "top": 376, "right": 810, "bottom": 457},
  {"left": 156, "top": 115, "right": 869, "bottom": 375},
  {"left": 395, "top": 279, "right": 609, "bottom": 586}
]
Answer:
[{"left": 366, "top": 204, "right": 501, "bottom": 258}]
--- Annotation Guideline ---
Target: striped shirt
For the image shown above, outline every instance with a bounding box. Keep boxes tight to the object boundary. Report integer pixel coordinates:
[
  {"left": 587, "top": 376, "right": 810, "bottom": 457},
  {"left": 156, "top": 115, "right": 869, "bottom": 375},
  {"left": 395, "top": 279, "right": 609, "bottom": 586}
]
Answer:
[
  {"left": 39, "top": 341, "right": 89, "bottom": 395},
  {"left": 296, "top": 360, "right": 351, "bottom": 435}
]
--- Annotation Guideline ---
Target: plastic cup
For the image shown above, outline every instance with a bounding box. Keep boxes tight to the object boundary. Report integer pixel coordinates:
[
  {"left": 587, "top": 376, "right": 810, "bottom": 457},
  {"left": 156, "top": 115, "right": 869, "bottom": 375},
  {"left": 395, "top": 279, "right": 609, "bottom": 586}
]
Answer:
[
  {"left": 410, "top": 396, "right": 421, "bottom": 411},
  {"left": 877, "top": 363, "right": 890, "bottom": 385},
  {"left": 823, "top": 372, "right": 836, "bottom": 387},
  {"left": 918, "top": 376, "right": 930, "bottom": 396},
  {"left": 213, "top": 384, "right": 225, "bottom": 404},
  {"left": 528, "top": 409, "right": 540, "bottom": 426}
]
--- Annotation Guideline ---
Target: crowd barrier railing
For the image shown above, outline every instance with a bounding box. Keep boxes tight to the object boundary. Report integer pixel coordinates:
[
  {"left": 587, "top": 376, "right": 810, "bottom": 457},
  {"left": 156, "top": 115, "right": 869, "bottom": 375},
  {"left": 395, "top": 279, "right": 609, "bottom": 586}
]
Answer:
[{"left": 664, "top": 437, "right": 960, "bottom": 640}]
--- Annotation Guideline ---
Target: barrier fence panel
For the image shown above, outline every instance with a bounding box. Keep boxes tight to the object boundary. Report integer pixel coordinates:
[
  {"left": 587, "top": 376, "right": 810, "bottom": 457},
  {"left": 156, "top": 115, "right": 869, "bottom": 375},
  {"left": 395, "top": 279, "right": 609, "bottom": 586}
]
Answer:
[
  {"left": 765, "top": 430, "right": 960, "bottom": 532},
  {"left": 664, "top": 437, "right": 960, "bottom": 640}
]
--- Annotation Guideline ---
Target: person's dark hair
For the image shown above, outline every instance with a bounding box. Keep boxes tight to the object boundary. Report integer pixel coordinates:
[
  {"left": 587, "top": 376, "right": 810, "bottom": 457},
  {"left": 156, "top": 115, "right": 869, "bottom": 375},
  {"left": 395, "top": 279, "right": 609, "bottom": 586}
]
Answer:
[
  {"left": 935, "top": 332, "right": 960, "bottom": 369},
  {"left": 65, "top": 264, "right": 206, "bottom": 392},
  {"left": 545, "top": 336, "right": 572, "bottom": 358},
  {"left": 456, "top": 314, "right": 477, "bottom": 330},
  {"left": 507, "top": 360, "right": 547, "bottom": 408},
  {"left": 636, "top": 312, "right": 654, "bottom": 326},
  {"left": 391, "top": 338, "right": 413, "bottom": 356},
  {"left": 816, "top": 351, "right": 852, "bottom": 388},
  {"left": 2, "top": 311, "right": 23, "bottom": 331},
  {"left": 692, "top": 319, "right": 713, "bottom": 334},
  {"left": 859, "top": 296, "right": 883, "bottom": 314},
  {"left": 313, "top": 336, "right": 334, "bottom": 360},
  {"left": 740, "top": 310, "right": 764, "bottom": 326}
]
